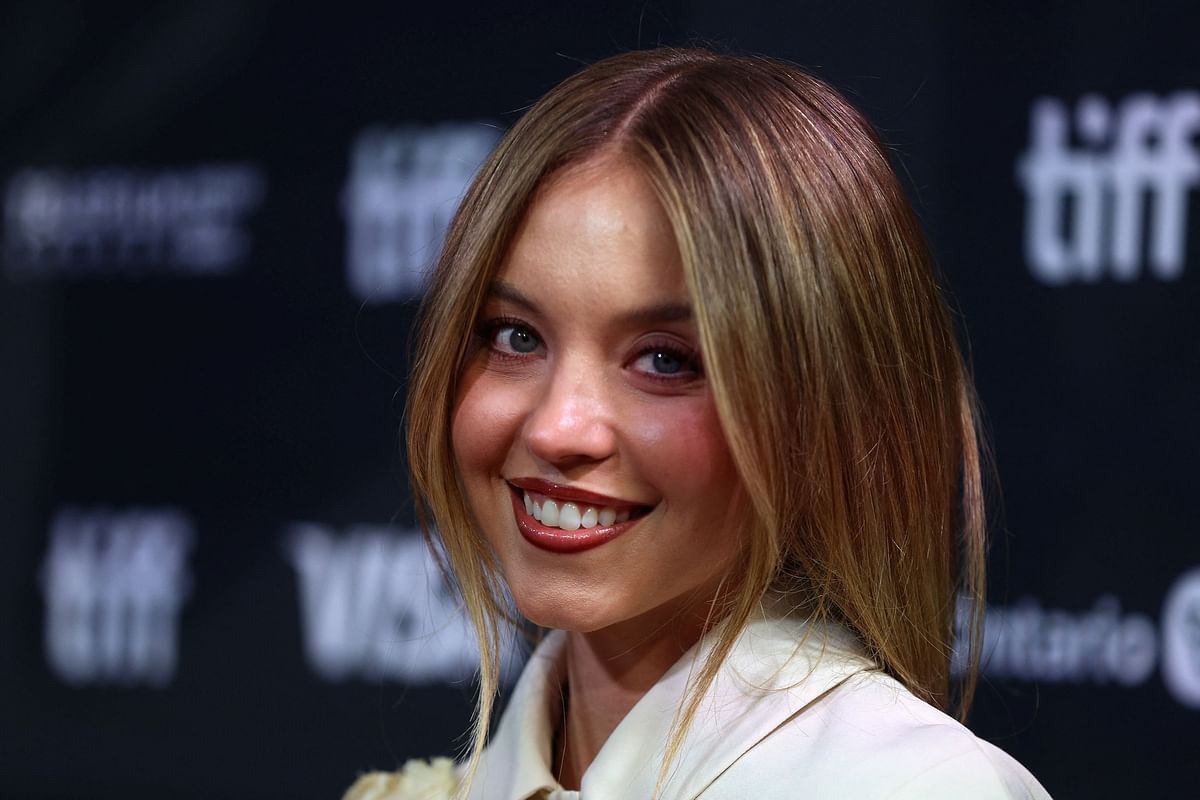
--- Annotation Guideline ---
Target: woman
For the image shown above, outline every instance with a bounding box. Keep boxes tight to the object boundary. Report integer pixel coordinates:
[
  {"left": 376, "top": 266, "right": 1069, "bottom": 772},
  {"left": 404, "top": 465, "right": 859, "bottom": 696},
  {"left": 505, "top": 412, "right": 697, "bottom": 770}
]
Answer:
[{"left": 350, "top": 48, "right": 1052, "bottom": 799}]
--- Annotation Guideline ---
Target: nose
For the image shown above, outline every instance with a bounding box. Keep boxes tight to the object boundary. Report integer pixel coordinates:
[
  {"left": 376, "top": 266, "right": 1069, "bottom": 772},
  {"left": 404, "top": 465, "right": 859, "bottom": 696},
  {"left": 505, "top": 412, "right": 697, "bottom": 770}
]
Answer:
[{"left": 523, "top": 358, "right": 617, "bottom": 470}]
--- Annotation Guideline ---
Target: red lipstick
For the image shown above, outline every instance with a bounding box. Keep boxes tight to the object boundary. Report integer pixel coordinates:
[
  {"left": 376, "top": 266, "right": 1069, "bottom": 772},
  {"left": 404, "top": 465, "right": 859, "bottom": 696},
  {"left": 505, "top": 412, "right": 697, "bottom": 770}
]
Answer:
[{"left": 507, "top": 483, "right": 646, "bottom": 554}]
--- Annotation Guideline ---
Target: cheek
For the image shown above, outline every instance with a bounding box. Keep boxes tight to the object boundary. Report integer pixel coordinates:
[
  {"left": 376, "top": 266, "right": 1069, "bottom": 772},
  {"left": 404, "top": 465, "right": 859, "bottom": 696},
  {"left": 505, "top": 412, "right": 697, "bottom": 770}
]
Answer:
[
  {"left": 627, "top": 397, "right": 745, "bottom": 592},
  {"left": 451, "top": 368, "right": 526, "bottom": 478},
  {"left": 629, "top": 397, "right": 739, "bottom": 508}
]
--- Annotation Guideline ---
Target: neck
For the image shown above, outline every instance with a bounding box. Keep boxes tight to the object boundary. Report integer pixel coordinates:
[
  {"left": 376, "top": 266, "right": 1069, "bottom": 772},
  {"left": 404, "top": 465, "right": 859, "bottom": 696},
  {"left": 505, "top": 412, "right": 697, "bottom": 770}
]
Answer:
[{"left": 551, "top": 597, "right": 720, "bottom": 790}]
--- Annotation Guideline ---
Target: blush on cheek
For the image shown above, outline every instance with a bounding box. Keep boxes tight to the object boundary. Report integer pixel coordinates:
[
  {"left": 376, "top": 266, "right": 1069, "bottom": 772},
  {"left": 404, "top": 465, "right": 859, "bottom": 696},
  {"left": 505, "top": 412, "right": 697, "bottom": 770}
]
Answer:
[
  {"left": 452, "top": 371, "right": 523, "bottom": 468},
  {"left": 631, "top": 398, "right": 737, "bottom": 488},
  {"left": 449, "top": 403, "right": 479, "bottom": 476}
]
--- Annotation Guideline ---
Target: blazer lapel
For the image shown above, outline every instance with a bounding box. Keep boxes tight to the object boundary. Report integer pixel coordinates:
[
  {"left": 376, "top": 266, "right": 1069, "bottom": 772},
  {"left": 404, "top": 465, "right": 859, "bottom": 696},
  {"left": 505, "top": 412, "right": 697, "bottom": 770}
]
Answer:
[
  {"left": 467, "top": 631, "right": 568, "bottom": 800},
  {"left": 580, "top": 615, "right": 871, "bottom": 799}
]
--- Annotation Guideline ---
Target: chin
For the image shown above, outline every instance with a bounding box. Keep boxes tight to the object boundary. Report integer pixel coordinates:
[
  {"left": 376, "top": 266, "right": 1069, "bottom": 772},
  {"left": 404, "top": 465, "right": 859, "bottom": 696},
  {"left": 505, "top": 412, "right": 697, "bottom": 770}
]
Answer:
[{"left": 510, "top": 582, "right": 622, "bottom": 633}]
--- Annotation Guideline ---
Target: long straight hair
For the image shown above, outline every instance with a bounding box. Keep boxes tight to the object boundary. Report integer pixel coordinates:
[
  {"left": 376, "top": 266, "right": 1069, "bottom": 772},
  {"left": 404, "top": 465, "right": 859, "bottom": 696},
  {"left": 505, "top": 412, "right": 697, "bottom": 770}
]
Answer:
[{"left": 406, "top": 48, "right": 986, "bottom": 796}]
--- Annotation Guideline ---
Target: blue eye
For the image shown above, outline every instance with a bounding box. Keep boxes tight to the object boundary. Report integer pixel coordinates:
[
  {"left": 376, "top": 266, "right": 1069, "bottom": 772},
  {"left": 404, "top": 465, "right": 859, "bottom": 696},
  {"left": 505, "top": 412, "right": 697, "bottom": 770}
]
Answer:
[
  {"left": 631, "top": 342, "right": 700, "bottom": 381},
  {"left": 484, "top": 321, "right": 541, "bottom": 356},
  {"left": 502, "top": 326, "right": 539, "bottom": 353},
  {"left": 649, "top": 351, "right": 682, "bottom": 374}
]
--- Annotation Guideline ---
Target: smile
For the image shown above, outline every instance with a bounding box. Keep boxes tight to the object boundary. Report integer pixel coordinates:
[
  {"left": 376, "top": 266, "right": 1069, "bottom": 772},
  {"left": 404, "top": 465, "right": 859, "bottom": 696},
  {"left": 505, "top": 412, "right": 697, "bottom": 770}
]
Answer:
[
  {"left": 522, "top": 491, "right": 631, "bottom": 530},
  {"left": 506, "top": 479, "right": 651, "bottom": 553}
]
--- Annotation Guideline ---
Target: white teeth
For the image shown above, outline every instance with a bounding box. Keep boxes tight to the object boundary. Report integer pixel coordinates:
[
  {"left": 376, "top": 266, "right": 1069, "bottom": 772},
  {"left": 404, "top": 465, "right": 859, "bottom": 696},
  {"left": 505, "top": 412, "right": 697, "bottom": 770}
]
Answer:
[
  {"left": 522, "top": 491, "right": 631, "bottom": 531},
  {"left": 541, "top": 499, "right": 559, "bottom": 527},
  {"left": 558, "top": 503, "right": 581, "bottom": 531}
]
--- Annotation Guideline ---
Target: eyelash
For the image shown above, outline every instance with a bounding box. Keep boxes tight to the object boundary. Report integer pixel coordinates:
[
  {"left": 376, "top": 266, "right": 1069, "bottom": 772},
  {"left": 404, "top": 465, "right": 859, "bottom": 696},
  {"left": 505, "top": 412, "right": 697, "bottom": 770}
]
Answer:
[
  {"left": 474, "top": 317, "right": 703, "bottom": 383},
  {"left": 475, "top": 316, "right": 537, "bottom": 364},
  {"left": 630, "top": 338, "right": 703, "bottom": 383}
]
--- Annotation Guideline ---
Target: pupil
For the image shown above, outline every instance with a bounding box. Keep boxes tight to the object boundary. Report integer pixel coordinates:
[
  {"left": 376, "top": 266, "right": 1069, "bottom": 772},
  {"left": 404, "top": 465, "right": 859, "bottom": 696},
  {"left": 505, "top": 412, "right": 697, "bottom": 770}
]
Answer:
[
  {"left": 653, "top": 352, "right": 681, "bottom": 374},
  {"left": 509, "top": 329, "right": 536, "bottom": 353}
]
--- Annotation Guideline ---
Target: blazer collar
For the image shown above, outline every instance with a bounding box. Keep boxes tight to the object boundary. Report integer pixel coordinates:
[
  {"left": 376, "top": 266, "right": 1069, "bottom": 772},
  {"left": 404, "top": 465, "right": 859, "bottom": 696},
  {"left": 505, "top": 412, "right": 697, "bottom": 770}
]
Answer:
[
  {"left": 466, "top": 632, "right": 567, "bottom": 800},
  {"left": 582, "top": 613, "right": 869, "bottom": 799},
  {"left": 470, "top": 611, "right": 871, "bottom": 800}
]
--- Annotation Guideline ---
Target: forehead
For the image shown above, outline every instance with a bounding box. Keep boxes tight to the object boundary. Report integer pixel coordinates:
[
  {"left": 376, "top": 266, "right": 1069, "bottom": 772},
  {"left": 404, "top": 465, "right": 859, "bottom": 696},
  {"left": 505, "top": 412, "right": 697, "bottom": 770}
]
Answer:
[{"left": 495, "top": 158, "right": 686, "bottom": 303}]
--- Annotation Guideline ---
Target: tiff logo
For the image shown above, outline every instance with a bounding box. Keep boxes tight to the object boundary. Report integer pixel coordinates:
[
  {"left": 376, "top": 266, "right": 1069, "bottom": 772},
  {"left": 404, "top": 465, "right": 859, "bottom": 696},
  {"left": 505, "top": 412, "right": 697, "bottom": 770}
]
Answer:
[
  {"left": 1017, "top": 91, "right": 1200, "bottom": 284},
  {"left": 341, "top": 124, "right": 500, "bottom": 303},
  {"left": 40, "top": 507, "right": 194, "bottom": 686},
  {"left": 285, "top": 523, "right": 515, "bottom": 684}
]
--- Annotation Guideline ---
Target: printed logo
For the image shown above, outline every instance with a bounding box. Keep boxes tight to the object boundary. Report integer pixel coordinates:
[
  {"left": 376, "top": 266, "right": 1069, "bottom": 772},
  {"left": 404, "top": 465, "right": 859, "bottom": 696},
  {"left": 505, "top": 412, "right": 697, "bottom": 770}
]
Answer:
[
  {"left": 341, "top": 124, "right": 501, "bottom": 302},
  {"left": 3, "top": 164, "right": 265, "bottom": 278},
  {"left": 1017, "top": 91, "right": 1200, "bottom": 284},
  {"left": 40, "top": 507, "right": 194, "bottom": 686},
  {"left": 285, "top": 523, "right": 516, "bottom": 683},
  {"left": 1161, "top": 567, "right": 1200, "bottom": 708},
  {"left": 955, "top": 594, "right": 1157, "bottom": 687}
]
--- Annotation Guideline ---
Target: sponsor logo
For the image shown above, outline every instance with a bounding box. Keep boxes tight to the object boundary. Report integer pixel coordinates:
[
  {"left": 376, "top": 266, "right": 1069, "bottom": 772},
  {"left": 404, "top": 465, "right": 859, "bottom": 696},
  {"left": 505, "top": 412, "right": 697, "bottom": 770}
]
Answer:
[
  {"left": 957, "top": 595, "right": 1157, "bottom": 686},
  {"left": 3, "top": 164, "right": 265, "bottom": 277},
  {"left": 954, "top": 569, "right": 1200, "bottom": 707},
  {"left": 1162, "top": 567, "right": 1200, "bottom": 708},
  {"left": 40, "top": 507, "right": 194, "bottom": 686},
  {"left": 1017, "top": 91, "right": 1200, "bottom": 284},
  {"left": 341, "top": 124, "right": 501, "bottom": 302},
  {"left": 284, "top": 523, "right": 517, "bottom": 684}
]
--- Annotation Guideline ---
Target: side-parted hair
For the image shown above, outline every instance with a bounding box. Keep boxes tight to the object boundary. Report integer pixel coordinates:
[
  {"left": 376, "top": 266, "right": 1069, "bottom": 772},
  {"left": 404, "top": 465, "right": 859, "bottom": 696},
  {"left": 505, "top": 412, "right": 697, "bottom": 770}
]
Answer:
[{"left": 407, "top": 48, "right": 986, "bottom": 796}]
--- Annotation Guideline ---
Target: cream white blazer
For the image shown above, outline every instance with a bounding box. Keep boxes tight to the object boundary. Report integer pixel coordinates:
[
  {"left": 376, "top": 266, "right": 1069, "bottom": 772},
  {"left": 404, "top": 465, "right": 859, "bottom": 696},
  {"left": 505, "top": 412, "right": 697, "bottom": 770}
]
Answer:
[{"left": 466, "top": 612, "right": 1052, "bottom": 800}]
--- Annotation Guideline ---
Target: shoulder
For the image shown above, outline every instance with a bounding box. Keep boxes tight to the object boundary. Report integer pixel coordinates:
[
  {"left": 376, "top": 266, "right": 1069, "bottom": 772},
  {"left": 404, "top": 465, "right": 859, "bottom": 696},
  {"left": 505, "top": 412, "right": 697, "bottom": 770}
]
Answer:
[{"left": 706, "top": 669, "right": 1052, "bottom": 799}]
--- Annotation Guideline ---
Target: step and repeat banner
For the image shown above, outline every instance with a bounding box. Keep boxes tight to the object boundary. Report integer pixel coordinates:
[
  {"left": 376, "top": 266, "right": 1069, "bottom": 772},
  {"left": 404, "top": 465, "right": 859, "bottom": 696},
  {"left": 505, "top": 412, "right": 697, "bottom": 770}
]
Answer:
[{"left": 1, "top": 2, "right": 1196, "bottom": 798}]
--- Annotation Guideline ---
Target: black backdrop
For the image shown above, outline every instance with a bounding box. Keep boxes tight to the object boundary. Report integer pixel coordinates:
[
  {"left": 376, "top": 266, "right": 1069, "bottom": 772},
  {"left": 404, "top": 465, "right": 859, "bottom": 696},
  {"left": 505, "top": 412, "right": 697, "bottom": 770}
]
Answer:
[{"left": 2, "top": 2, "right": 1197, "bottom": 798}]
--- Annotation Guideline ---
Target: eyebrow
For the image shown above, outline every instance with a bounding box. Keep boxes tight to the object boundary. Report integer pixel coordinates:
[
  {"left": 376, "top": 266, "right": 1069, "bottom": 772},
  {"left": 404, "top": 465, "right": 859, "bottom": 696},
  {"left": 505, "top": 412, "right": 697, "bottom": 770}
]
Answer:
[{"left": 488, "top": 280, "right": 693, "bottom": 325}]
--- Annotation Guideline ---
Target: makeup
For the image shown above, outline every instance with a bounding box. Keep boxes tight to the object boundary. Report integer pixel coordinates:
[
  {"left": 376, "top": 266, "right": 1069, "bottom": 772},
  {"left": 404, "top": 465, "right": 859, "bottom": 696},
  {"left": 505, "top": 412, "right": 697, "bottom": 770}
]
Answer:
[{"left": 507, "top": 480, "right": 647, "bottom": 553}]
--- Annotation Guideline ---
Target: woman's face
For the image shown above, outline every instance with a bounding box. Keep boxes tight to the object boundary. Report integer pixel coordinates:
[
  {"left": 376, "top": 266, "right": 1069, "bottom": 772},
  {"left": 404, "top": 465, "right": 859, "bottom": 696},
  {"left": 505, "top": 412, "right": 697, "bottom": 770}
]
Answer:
[{"left": 452, "top": 157, "right": 744, "bottom": 637}]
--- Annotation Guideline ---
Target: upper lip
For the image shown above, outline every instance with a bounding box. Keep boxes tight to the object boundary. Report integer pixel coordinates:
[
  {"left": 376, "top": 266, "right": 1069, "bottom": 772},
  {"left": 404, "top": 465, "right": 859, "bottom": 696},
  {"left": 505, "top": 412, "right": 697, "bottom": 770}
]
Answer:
[{"left": 507, "top": 477, "right": 644, "bottom": 509}]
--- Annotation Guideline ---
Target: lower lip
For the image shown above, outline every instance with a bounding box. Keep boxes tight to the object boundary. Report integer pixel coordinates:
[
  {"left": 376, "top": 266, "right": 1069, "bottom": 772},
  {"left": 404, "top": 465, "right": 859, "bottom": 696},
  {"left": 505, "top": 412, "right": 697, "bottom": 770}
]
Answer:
[{"left": 509, "top": 489, "right": 641, "bottom": 554}]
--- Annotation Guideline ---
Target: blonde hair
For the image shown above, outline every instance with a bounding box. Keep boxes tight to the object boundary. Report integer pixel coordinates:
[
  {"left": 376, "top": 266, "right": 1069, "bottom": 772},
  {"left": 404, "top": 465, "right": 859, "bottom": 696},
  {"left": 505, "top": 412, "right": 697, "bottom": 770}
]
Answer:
[{"left": 407, "top": 48, "right": 986, "bottom": 795}]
